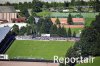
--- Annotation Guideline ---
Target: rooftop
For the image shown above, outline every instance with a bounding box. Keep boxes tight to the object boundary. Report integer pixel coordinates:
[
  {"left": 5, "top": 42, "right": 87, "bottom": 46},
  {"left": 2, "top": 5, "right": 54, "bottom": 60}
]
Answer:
[
  {"left": 0, "top": 6, "right": 16, "bottom": 13},
  {"left": 0, "top": 27, "right": 11, "bottom": 43}
]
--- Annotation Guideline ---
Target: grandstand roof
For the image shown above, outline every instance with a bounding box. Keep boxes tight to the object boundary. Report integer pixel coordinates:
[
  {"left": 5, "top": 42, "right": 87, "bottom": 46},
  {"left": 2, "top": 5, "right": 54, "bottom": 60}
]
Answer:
[{"left": 0, "top": 27, "right": 11, "bottom": 43}]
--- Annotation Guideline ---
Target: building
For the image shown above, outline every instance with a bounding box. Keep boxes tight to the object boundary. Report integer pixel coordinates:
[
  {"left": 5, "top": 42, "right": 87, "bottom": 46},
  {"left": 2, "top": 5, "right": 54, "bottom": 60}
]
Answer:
[
  {"left": 0, "top": 6, "right": 17, "bottom": 24},
  {"left": 0, "top": 27, "right": 15, "bottom": 54}
]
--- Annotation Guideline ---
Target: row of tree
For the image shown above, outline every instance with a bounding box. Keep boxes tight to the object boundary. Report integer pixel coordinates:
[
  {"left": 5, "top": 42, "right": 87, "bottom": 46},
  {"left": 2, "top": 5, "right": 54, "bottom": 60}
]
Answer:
[
  {"left": 1, "top": 0, "right": 100, "bottom": 12},
  {"left": 62, "top": 13, "right": 100, "bottom": 66},
  {"left": 12, "top": 16, "right": 76, "bottom": 37},
  {"left": 12, "top": 24, "right": 32, "bottom": 35},
  {"left": 0, "top": 0, "right": 69, "bottom": 9}
]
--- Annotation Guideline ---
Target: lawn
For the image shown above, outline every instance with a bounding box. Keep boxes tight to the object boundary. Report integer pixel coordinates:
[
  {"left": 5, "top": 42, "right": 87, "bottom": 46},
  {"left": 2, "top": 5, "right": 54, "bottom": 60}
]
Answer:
[
  {"left": 85, "top": 18, "right": 95, "bottom": 26},
  {"left": 6, "top": 40, "right": 74, "bottom": 60},
  {"left": 76, "top": 57, "right": 100, "bottom": 66},
  {"left": 37, "top": 11, "right": 51, "bottom": 17},
  {"left": 69, "top": 28, "right": 83, "bottom": 33}
]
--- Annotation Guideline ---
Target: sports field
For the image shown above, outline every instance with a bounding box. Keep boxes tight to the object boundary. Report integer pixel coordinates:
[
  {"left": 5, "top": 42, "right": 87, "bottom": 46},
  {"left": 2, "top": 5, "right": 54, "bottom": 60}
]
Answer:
[
  {"left": 68, "top": 28, "right": 83, "bottom": 33},
  {"left": 36, "top": 11, "right": 99, "bottom": 18},
  {"left": 76, "top": 57, "right": 100, "bottom": 66},
  {"left": 50, "top": 12, "right": 99, "bottom": 18},
  {"left": 85, "top": 18, "right": 95, "bottom": 26},
  {"left": 6, "top": 40, "right": 74, "bottom": 60}
]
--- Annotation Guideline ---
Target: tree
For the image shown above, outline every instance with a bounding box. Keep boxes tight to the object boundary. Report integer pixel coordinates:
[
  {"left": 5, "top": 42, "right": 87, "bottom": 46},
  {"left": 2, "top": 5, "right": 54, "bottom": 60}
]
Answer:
[
  {"left": 27, "top": 16, "right": 35, "bottom": 24},
  {"left": 68, "top": 28, "right": 72, "bottom": 37},
  {"left": 80, "top": 0, "right": 85, "bottom": 6},
  {"left": 27, "top": 16, "right": 36, "bottom": 34},
  {"left": 26, "top": 25, "right": 32, "bottom": 35},
  {"left": 44, "top": 2, "right": 50, "bottom": 8},
  {"left": 44, "top": 17, "right": 53, "bottom": 33},
  {"left": 21, "top": 8, "right": 30, "bottom": 18},
  {"left": 40, "top": 22, "right": 46, "bottom": 34},
  {"left": 12, "top": 25, "right": 19, "bottom": 35},
  {"left": 57, "top": 25, "right": 62, "bottom": 37},
  {"left": 67, "top": 14, "right": 73, "bottom": 25},
  {"left": 64, "top": 1, "right": 69, "bottom": 7},
  {"left": 73, "top": 31, "right": 76, "bottom": 37},
  {"left": 32, "top": 0, "right": 42, "bottom": 13},
  {"left": 65, "top": 42, "right": 81, "bottom": 66},
  {"left": 28, "top": 2, "right": 32, "bottom": 8},
  {"left": 64, "top": 5, "right": 100, "bottom": 66},
  {"left": 23, "top": 2, "right": 28, "bottom": 8},
  {"left": 37, "top": 18, "right": 44, "bottom": 34},
  {"left": 56, "top": 26, "right": 67, "bottom": 37},
  {"left": 31, "top": 12, "right": 37, "bottom": 16},
  {"left": 79, "top": 27, "right": 100, "bottom": 56},
  {"left": 32, "top": 6, "right": 42, "bottom": 12},
  {"left": 71, "top": 0, "right": 75, "bottom": 6},
  {"left": 38, "top": 17, "right": 53, "bottom": 34},
  {"left": 55, "top": 18, "right": 60, "bottom": 25},
  {"left": 50, "top": 24, "right": 57, "bottom": 35},
  {"left": 95, "top": 0, "right": 100, "bottom": 12},
  {"left": 61, "top": 26, "right": 67, "bottom": 37},
  {"left": 91, "top": 13, "right": 100, "bottom": 32},
  {"left": 32, "top": 0, "right": 43, "bottom": 8},
  {"left": 19, "top": 26, "right": 26, "bottom": 35},
  {"left": 18, "top": 2, "right": 24, "bottom": 11}
]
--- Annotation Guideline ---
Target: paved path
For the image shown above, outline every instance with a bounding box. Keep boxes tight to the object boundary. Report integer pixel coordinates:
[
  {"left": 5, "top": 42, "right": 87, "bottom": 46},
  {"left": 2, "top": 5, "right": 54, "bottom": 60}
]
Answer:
[{"left": 0, "top": 61, "right": 59, "bottom": 66}]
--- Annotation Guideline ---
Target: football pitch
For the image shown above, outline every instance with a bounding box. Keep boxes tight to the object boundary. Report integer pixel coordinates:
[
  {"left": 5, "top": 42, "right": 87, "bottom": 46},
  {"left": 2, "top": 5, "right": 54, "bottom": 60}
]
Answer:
[{"left": 6, "top": 40, "right": 74, "bottom": 60}]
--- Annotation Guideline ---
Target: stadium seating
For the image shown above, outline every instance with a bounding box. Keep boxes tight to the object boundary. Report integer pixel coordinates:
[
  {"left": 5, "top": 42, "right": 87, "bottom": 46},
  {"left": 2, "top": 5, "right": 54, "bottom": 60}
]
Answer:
[{"left": 0, "top": 27, "right": 15, "bottom": 54}]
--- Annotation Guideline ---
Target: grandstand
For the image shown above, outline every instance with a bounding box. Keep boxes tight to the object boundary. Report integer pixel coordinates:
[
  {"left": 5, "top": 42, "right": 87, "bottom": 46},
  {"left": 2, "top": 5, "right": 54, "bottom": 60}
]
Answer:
[{"left": 0, "top": 27, "right": 15, "bottom": 54}]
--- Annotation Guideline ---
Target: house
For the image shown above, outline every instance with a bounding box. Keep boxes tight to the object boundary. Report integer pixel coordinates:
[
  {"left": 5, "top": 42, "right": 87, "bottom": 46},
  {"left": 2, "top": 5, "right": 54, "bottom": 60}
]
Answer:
[{"left": 0, "top": 6, "right": 17, "bottom": 23}]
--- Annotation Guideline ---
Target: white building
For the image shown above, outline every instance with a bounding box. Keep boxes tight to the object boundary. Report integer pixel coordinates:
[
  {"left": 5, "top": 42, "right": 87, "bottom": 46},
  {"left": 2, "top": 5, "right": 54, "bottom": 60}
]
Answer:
[{"left": 0, "top": 23, "right": 27, "bottom": 29}]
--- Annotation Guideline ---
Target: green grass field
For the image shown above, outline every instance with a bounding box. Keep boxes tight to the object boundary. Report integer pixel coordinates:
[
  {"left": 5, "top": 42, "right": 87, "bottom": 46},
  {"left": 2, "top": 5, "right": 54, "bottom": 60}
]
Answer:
[
  {"left": 69, "top": 28, "right": 83, "bottom": 33},
  {"left": 76, "top": 57, "right": 100, "bottom": 66},
  {"left": 37, "top": 11, "right": 51, "bottom": 17},
  {"left": 85, "top": 18, "right": 95, "bottom": 26},
  {"left": 6, "top": 40, "right": 74, "bottom": 60}
]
